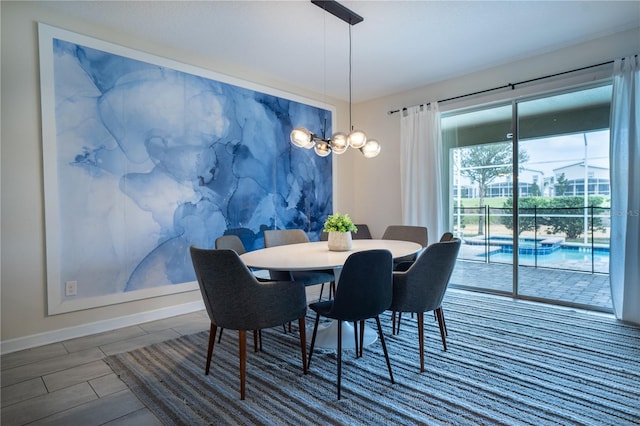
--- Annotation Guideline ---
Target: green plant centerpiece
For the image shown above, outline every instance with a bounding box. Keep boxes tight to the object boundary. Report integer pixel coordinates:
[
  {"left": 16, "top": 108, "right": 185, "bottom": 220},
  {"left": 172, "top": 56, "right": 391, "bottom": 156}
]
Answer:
[{"left": 323, "top": 213, "right": 357, "bottom": 251}]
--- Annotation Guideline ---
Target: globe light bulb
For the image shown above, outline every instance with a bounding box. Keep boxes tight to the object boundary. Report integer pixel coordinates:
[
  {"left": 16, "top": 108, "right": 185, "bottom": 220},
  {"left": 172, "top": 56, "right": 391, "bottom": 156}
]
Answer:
[
  {"left": 348, "top": 129, "right": 367, "bottom": 149},
  {"left": 330, "top": 132, "right": 349, "bottom": 154},
  {"left": 361, "top": 139, "right": 381, "bottom": 158},
  {"left": 290, "top": 127, "right": 312, "bottom": 148}
]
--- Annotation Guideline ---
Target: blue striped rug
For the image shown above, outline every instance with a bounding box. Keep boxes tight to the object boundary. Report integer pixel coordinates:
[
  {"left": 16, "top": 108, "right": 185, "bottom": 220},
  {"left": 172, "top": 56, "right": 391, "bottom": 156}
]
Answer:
[{"left": 106, "top": 290, "right": 640, "bottom": 425}]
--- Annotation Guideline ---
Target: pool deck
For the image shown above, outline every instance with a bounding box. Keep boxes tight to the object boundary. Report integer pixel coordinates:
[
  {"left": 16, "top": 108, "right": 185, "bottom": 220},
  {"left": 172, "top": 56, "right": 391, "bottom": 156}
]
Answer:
[{"left": 450, "top": 259, "right": 612, "bottom": 311}]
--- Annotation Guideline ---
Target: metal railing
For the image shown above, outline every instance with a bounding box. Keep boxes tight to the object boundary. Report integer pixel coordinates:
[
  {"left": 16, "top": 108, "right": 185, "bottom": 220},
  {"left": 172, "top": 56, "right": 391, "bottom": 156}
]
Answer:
[{"left": 453, "top": 206, "right": 611, "bottom": 274}]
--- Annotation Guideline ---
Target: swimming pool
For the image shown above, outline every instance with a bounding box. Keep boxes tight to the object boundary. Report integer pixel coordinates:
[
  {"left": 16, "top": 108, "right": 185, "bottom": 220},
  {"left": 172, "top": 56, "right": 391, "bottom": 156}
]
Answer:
[{"left": 465, "top": 235, "right": 610, "bottom": 273}]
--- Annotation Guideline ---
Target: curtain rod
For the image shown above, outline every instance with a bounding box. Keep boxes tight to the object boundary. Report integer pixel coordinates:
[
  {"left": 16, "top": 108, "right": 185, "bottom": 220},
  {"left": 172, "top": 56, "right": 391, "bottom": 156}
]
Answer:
[{"left": 387, "top": 59, "right": 620, "bottom": 115}]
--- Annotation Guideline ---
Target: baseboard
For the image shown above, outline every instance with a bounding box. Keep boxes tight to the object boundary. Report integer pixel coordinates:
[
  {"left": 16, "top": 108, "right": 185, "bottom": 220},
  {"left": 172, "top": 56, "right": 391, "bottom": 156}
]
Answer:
[{"left": 0, "top": 300, "right": 205, "bottom": 355}]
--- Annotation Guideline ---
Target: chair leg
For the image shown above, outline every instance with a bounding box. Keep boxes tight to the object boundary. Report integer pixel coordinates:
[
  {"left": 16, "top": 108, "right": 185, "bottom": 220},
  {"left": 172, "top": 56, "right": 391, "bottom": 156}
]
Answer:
[
  {"left": 239, "top": 330, "right": 247, "bottom": 400},
  {"left": 217, "top": 327, "right": 224, "bottom": 343},
  {"left": 359, "top": 320, "right": 365, "bottom": 358},
  {"left": 397, "top": 312, "right": 403, "bottom": 334},
  {"left": 319, "top": 282, "right": 326, "bottom": 301},
  {"left": 253, "top": 330, "right": 259, "bottom": 352},
  {"left": 298, "top": 317, "right": 308, "bottom": 374},
  {"left": 307, "top": 313, "right": 321, "bottom": 369},
  {"left": 440, "top": 307, "right": 448, "bottom": 336},
  {"left": 418, "top": 312, "right": 425, "bottom": 372},
  {"left": 205, "top": 323, "right": 217, "bottom": 375},
  {"left": 375, "top": 315, "right": 394, "bottom": 384},
  {"left": 435, "top": 307, "right": 448, "bottom": 351},
  {"left": 353, "top": 321, "right": 359, "bottom": 357},
  {"left": 337, "top": 320, "right": 343, "bottom": 400}
]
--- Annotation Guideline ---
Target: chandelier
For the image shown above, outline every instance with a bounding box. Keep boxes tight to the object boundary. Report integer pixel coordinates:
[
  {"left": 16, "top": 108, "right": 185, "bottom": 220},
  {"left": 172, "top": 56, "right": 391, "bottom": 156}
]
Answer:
[{"left": 290, "top": 0, "right": 381, "bottom": 159}]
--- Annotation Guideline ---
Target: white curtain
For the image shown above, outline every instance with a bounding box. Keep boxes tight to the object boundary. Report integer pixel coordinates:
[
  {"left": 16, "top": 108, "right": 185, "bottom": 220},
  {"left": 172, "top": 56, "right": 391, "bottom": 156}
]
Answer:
[
  {"left": 399, "top": 103, "right": 444, "bottom": 243},
  {"left": 610, "top": 55, "right": 640, "bottom": 324}
]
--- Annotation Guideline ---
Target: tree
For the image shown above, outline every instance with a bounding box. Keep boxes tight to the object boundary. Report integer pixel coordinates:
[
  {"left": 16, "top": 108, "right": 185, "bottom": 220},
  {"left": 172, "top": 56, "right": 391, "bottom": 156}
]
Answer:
[
  {"left": 459, "top": 142, "right": 529, "bottom": 234},
  {"left": 501, "top": 197, "right": 548, "bottom": 235},
  {"left": 529, "top": 182, "right": 542, "bottom": 197},
  {"left": 545, "top": 196, "right": 607, "bottom": 240},
  {"left": 555, "top": 173, "right": 570, "bottom": 196}
]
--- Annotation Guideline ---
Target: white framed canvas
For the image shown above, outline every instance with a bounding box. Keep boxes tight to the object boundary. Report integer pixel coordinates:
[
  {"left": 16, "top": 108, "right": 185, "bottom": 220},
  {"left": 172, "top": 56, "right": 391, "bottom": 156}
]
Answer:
[{"left": 39, "top": 23, "right": 334, "bottom": 314}]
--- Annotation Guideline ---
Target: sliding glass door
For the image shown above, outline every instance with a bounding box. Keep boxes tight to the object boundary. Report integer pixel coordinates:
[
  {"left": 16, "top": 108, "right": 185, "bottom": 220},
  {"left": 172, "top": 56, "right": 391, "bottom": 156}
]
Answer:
[
  {"left": 443, "top": 84, "right": 613, "bottom": 311},
  {"left": 443, "top": 103, "right": 515, "bottom": 295},
  {"left": 515, "top": 86, "right": 611, "bottom": 307}
]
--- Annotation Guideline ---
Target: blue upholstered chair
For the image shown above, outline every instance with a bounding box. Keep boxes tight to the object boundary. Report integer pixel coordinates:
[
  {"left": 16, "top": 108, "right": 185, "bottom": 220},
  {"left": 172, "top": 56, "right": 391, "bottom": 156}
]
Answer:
[
  {"left": 189, "top": 246, "right": 308, "bottom": 400},
  {"left": 264, "top": 229, "right": 336, "bottom": 301},
  {"left": 388, "top": 238, "right": 461, "bottom": 372},
  {"left": 382, "top": 225, "right": 428, "bottom": 266},
  {"left": 320, "top": 223, "right": 373, "bottom": 241},
  {"left": 307, "top": 249, "right": 394, "bottom": 399}
]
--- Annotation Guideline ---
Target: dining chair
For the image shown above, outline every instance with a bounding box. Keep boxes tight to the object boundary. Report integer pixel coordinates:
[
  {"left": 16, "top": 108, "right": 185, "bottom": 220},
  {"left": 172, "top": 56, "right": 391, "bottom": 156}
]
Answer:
[
  {"left": 307, "top": 249, "right": 394, "bottom": 399},
  {"left": 264, "top": 229, "right": 336, "bottom": 300},
  {"left": 189, "top": 246, "right": 308, "bottom": 400},
  {"left": 320, "top": 223, "right": 373, "bottom": 241},
  {"left": 388, "top": 238, "right": 461, "bottom": 372},
  {"left": 382, "top": 225, "right": 428, "bottom": 266},
  {"left": 214, "top": 234, "right": 270, "bottom": 345}
]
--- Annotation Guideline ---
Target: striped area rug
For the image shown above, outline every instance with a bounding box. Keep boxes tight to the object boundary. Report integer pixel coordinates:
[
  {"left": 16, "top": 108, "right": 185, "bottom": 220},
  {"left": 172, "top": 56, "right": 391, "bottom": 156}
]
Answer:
[{"left": 106, "top": 290, "right": 640, "bottom": 425}]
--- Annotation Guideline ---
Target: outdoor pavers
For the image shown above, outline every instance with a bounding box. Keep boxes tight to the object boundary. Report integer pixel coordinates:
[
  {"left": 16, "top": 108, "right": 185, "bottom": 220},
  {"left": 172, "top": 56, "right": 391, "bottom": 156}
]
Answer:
[{"left": 450, "top": 260, "right": 612, "bottom": 310}]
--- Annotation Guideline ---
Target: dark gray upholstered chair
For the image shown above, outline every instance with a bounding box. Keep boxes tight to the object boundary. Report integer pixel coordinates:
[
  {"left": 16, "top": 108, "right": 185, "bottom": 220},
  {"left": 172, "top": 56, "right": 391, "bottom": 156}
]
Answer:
[
  {"left": 388, "top": 238, "right": 461, "bottom": 372},
  {"left": 307, "top": 249, "right": 394, "bottom": 399},
  {"left": 264, "top": 229, "right": 335, "bottom": 300},
  {"left": 382, "top": 225, "right": 428, "bottom": 266},
  {"left": 214, "top": 235, "right": 270, "bottom": 344},
  {"left": 189, "top": 246, "right": 308, "bottom": 400},
  {"left": 439, "top": 231, "right": 454, "bottom": 242},
  {"left": 320, "top": 223, "right": 372, "bottom": 241}
]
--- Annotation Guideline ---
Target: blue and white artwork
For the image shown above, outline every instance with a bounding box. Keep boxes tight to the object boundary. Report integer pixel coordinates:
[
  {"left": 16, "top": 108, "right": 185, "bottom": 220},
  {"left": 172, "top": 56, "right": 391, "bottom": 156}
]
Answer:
[{"left": 39, "top": 24, "right": 332, "bottom": 313}]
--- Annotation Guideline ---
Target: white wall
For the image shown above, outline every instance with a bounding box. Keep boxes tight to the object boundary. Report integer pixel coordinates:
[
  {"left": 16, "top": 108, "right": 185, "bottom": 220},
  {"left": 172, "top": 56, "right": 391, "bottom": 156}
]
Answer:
[
  {"left": 350, "top": 27, "right": 640, "bottom": 240},
  {"left": 0, "top": 1, "right": 351, "bottom": 351}
]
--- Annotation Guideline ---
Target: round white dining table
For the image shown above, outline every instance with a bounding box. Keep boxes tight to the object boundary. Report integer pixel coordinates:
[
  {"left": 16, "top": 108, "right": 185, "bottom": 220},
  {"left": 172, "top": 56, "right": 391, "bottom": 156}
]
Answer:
[{"left": 240, "top": 239, "right": 422, "bottom": 350}]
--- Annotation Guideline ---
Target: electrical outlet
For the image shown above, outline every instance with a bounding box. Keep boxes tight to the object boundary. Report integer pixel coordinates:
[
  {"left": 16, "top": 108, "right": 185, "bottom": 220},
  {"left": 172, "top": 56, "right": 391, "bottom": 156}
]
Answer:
[{"left": 65, "top": 280, "right": 77, "bottom": 296}]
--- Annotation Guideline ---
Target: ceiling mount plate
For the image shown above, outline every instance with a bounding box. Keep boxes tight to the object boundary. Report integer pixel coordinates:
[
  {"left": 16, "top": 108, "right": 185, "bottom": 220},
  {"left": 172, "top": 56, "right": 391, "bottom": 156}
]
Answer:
[{"left": 311, "top": 0, "right": 364, "bottom": 25}]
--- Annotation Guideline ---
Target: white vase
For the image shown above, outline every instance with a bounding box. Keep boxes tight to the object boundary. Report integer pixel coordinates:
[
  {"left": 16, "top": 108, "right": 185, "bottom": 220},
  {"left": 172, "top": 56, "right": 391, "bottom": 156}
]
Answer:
[{"left": 328, "top": 231, "right": 352, "bottom": 251}]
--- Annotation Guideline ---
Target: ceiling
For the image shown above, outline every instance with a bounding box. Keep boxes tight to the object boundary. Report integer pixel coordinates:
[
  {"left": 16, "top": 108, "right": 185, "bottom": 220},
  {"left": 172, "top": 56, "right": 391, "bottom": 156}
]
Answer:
[{"left": 38, "top": 1, "right": 640, "bottom": 103}]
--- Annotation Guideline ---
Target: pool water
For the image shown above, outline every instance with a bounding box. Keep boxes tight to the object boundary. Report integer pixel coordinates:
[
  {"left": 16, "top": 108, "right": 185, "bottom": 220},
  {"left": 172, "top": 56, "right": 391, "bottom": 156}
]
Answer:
[{"left": 486, "top": 247, "right": 609, "bottom": 273}]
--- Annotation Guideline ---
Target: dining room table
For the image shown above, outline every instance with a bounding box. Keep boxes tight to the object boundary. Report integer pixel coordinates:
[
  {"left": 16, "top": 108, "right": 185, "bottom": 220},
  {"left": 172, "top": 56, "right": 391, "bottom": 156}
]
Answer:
[{"left": 240, "top": 239, "right": 423, "bottom": 349}]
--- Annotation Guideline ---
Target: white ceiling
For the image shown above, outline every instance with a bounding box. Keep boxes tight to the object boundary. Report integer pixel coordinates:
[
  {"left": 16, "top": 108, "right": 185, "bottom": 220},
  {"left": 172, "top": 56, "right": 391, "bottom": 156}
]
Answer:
[{"left": 39, "top": 1, "right": 640, "bottom": 103}]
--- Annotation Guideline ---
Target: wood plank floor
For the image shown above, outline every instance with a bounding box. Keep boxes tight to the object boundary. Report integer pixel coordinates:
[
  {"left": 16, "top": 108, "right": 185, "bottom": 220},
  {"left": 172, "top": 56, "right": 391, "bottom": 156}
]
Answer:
[{"left": 1, "top": 286, "right": 324, "bottom": 425}]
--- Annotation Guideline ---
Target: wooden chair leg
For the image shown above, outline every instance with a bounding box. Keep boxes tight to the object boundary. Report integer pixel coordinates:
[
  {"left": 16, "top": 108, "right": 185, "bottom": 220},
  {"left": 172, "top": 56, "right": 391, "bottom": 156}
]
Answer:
[
  {"left": 239, "top": 330, "right": 247, "bottom": 400},
  {"left": 392, "top": 311, "right": 397, "bottom": 335},
  {"left": 307, "top": 313, "right": 321, "bottom": 369},
  {"left": 319, "top": 282, "right": 326, "bottom": 301},
  {"left": 397, "top": 312, "right": 403, "bottom": 334},
  {"left": 435, "top": 307, "right": 448, "bottom": 351},
  {"left": 205, "top": 323, "right": 217, "bottom": 375},
  {"left": 217, "top": 327, "right": 224, "bottom": 343},
  {"left": 298, "top": 317, "right": 308, "bottom": 374},
  {"left": 418, "top": 312, "right": 425, "bottom": 373},
  {"left": 253, "top": 330, "right": 259, "bottom": 352},
  {"left": 337, "top": 320, "right": 343, "bottom": 400},
  {"left": 375, "top": 315, "right": 394, "bottom": 384}
]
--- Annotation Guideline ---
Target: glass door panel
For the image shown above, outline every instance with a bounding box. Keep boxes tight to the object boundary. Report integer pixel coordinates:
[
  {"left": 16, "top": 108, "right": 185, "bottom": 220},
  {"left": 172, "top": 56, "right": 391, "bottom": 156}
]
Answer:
[
  {"left": 515, "top": 85, "right": 612, "bottom": 309},
  {"left": 443, "top": 104, "right": 514, "bottom": 294}
]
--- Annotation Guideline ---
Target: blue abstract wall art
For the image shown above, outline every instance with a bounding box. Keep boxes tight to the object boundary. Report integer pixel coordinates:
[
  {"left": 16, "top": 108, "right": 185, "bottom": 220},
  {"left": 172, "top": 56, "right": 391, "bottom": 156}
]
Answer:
[{"left": 39, "top": 24, "right": 332, "bottom": 314}]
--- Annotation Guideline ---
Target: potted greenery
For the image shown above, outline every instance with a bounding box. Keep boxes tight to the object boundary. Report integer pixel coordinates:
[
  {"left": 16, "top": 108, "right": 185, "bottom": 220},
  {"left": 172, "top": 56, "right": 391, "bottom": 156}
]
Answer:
[{"left": 323, "top": 213, "right": 358, "bottom": 251}]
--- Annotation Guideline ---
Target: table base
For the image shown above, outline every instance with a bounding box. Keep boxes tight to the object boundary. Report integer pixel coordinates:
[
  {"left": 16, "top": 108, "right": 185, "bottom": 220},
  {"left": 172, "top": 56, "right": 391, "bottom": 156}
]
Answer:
[{"left": 309, "top": 320, "right": 378, "bottom": 350}]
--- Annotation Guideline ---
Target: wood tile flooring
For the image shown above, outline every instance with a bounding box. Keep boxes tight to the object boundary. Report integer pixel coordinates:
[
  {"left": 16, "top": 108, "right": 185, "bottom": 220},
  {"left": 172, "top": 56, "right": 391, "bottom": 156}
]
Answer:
[{"left": 1, "top": 287, "right": 323, "bottom": 425}]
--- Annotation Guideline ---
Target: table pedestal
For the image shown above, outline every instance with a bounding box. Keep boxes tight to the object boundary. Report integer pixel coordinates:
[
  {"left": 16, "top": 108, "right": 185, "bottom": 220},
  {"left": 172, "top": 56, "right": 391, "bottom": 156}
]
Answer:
[{"left": 309, "top": 320, "right": 378, "bottom": 349}]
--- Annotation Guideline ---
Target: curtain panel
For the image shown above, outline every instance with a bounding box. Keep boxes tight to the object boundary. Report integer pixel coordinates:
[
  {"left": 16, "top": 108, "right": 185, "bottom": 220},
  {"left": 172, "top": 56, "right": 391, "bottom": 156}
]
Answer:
[
  {"left": 399, "top": 103, "right": 444, "bottom": 243},
  {"left": 610, "top": 55, "right": 640, "bottom": 324}
]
